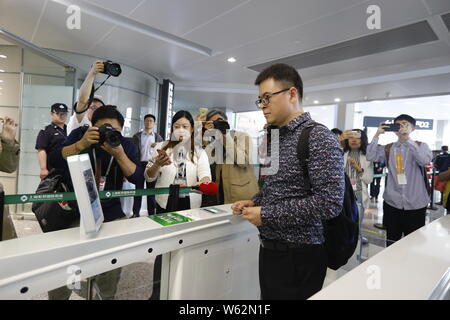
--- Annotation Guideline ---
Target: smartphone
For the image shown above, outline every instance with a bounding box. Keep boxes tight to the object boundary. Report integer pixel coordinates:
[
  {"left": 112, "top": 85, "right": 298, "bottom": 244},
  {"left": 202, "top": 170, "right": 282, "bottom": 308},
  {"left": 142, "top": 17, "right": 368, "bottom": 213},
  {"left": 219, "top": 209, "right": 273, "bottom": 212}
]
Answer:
[{"left": 384, "top": 123, "right": 401, "bottom": 132}]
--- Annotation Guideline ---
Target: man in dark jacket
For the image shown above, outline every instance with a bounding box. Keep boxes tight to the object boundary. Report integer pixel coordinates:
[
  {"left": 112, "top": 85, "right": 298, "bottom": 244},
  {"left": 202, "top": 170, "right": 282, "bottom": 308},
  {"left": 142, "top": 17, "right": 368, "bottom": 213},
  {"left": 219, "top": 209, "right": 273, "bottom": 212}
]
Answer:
[
  {"left": 132, "top": 114, "right": 163, "bottom": 216},
  {"left": 48, "top": 105, "right": 143, "bottom": 300}
]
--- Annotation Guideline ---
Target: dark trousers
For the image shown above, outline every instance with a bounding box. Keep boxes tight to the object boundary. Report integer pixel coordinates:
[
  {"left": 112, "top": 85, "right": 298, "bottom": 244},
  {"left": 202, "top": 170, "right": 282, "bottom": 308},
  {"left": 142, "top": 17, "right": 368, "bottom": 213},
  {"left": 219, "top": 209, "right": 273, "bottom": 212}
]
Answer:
[
  {"left": 370, "top": 178, "right": 382, "bottom": 199},
  {"left": 259, "top": 243, "right": 327, "bottom": 300},
  {"left": 149, "top": 197, "right": 191, "bottom": 300},
  {"left": 133, "top": 163, "right": 156, "bottom": 216},
  {"left": 383, "top": 201, "right": 426, "bottom": 247}
]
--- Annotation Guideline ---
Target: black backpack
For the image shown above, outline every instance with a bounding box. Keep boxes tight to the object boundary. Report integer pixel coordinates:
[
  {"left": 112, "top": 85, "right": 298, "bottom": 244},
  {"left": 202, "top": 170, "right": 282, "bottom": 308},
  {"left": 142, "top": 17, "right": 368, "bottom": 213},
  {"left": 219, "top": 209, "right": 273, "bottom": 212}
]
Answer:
[
  {"left": 32, "top": 169, "right": 80, "bottom": 233},
  {"left": 297, "top": 123, "right": 359, "bottom": 270}
]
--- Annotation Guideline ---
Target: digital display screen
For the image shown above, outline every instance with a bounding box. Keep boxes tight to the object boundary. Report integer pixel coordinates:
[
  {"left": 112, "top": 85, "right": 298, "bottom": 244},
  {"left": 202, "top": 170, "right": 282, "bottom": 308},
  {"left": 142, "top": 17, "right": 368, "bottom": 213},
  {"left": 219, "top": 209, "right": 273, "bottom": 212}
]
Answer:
[{"left": 83, "top": 168, "right": 102, "bottom": 224}]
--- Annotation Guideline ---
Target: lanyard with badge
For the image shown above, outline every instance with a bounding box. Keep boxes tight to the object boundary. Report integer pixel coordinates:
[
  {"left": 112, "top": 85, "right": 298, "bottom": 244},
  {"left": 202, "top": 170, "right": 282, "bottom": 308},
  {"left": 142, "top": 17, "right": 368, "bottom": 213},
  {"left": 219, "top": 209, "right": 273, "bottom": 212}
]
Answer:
[
  {"left": 93, "top": 150, "right": 114, "bottom": 192},
  {"left": 394, "top": 146, "right": 408, "bottom": 185}
]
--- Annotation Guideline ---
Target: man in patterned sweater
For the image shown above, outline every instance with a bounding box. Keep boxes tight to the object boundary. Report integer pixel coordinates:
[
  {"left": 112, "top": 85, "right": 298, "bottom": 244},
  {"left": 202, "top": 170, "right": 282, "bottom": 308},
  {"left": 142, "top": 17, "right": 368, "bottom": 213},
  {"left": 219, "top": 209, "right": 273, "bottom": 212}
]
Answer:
[{"left": 232, "top": 64, "right": 345, "bottom": 300}]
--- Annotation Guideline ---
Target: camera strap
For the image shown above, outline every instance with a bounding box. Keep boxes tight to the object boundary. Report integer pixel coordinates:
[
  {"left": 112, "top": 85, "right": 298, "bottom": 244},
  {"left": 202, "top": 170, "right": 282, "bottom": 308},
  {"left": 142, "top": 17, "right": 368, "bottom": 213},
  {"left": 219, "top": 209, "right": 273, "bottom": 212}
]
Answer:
[{"left": 93, "top": 150, "right": 114, "bottom": 192}]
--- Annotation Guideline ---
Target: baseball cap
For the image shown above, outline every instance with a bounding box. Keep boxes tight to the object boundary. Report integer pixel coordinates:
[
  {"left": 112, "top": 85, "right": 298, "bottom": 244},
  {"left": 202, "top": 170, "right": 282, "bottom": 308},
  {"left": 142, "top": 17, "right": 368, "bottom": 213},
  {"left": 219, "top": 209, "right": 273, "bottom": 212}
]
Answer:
[{"left": 51, "top": 103, "right": 68, "bottom": 113}]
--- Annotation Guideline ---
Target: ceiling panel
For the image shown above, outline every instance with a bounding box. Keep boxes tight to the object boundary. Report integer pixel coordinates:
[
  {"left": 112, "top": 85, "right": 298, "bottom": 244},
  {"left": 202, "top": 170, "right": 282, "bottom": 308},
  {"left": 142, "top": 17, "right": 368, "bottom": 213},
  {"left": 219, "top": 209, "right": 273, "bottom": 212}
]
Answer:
[
  {"left": 300, "top": 41, "right": 450, "bottom": 83},
  {"left": 33, "top": 1, "right": 116, "bottom": 53},
  {"left": 130, "top": 0, "right": 246, "bottom": 37},
  {"left": 87, "top": 26, "right": 173, "bottom": 74},
  {"left": 188, "top": 0, "right": 431, "bottom": 70},
  {"left": 424, "top": 0, "right": 450, "bottom": 15},
  {"left": 249, "top": 21, "right": 439, "bottom": 72},
  {"left": 87, "top": 0, "right": 146, "bottom": 15},
  {"left": 132, "top": 43, "right": 207, "bottom": 76},
  {"left": 183, "top": 0, "right": 365, "bottom": 52},
  {"left": 0, "top": 0, "right": 46, "bottom": 41}
]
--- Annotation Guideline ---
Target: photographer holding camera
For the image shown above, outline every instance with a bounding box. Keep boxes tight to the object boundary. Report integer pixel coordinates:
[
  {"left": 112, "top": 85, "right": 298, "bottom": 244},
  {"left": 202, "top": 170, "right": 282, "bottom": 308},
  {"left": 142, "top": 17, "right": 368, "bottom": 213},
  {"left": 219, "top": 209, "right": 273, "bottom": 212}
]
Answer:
[
  {"left": 203, "top": 109, "right": 259, "bottom": 205},
  {"left": 48, "top": 105, "right": 141, "bottom": 300},
  {"left": 50, "top": 105, "right": 142, "bottom": 222},
  {"left": 67, "top": 60, "right": 121, "bottom": 135}
]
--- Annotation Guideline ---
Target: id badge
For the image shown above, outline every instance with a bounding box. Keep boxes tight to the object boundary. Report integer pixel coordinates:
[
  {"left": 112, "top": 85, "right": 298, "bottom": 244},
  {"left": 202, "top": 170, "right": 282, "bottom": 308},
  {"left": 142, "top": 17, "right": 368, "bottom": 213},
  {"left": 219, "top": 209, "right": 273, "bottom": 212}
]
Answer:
[
  {"left": 99, "top": 176, "right": 107, "bottom": 191},
  {"left": 397, "top": 173, "right": 407, "bottom": 185}
]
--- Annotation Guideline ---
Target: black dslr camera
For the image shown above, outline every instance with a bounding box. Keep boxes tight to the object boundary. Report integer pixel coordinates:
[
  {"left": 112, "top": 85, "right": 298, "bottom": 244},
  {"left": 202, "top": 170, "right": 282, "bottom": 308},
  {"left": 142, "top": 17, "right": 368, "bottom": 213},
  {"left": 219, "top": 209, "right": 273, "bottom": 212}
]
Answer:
[
  {"left": 213, "top": 119, "right": 230, "bottom": 134},
  {"left": 80, "top": 124, "right": 122, "bottom": 148},
  {"left": 102, "top": 61, "right": 122, "bottom": 77}
]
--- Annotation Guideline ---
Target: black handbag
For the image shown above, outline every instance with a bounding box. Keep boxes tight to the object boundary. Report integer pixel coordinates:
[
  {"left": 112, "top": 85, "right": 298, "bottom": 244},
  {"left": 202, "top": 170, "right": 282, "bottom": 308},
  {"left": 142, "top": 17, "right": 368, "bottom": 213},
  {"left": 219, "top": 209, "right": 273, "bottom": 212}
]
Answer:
[{"left": 32, "top": 169, "right": 80, "bottom": 233}]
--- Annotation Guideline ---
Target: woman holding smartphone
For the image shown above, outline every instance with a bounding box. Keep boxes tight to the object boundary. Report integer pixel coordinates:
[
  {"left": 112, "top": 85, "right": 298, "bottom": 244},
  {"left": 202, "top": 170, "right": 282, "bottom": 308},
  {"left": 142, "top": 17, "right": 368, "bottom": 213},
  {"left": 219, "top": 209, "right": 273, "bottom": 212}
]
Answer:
[
  {"left": 145, "top": 110, "right": 211, "bottom": 300},
  {"left": 144, "top": 110, "right": 211, "bottom": 213},
  {"left": 342, "top": 129, "right": 374, "bottom": 245}
]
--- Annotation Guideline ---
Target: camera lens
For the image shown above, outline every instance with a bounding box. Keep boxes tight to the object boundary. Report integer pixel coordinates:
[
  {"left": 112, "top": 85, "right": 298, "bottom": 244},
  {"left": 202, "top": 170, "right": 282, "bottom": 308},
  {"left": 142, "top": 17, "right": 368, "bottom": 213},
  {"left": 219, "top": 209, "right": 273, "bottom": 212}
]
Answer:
[
  {"left": 106, "top": 130, "right": 122, "bottom": 147},
  {"left": 102, "top": 61, "right": 122, "bottom": 77}
]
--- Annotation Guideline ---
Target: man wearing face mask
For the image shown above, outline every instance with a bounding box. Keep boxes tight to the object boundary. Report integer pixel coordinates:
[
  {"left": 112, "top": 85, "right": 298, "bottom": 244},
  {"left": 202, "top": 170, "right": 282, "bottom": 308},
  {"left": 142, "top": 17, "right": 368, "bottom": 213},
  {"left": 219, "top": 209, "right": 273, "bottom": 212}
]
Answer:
[
  {"left": 203, "top": 109, "right": 259, "bottom": 205},
  {"left": 366, "top": 114, "right": 432, "bottom": 246}
]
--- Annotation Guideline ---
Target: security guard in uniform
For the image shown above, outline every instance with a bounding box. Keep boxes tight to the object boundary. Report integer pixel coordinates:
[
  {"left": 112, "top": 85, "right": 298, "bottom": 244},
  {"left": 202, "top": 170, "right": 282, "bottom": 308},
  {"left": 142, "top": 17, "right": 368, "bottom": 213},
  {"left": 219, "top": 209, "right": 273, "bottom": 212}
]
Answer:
[{"left": 35, "top": 103, "right": 68, "bottom": 180}]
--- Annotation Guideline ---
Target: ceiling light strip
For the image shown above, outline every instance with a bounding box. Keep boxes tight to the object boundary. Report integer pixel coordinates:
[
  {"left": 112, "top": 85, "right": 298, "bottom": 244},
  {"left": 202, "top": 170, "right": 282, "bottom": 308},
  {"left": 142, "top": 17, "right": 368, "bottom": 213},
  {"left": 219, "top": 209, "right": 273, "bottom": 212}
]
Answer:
[{"left": 52, "top": 0, "right": 213, "bottom": 56}]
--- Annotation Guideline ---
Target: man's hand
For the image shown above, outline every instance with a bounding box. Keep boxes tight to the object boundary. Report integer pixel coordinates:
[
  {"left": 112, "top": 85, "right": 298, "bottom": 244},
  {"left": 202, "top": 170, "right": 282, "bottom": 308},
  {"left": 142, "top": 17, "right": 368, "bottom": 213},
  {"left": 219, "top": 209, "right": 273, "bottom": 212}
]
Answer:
[
  {"left": 240, "top": 206, "right": 263, "bottom": 227},
  {"left": 40, "top": 168, "right": 49, "bottom": 180},
  {"left": 375, "top": 122, "right": 389, "bottom": 138},
  {"left": 101, "top": 141, "right": 125, "bottom": 159},
  {"left": 1, "top": 117, "right": 18, "bottom": 145},
  {"left": 79, "top": 126, "right": 100, "bottom": 150},
  {"left": 231, "top": 200, "right": 255, "bottom": 215},
  {"left": 89, "top": 60, "right": 104, "bottom": 76}
]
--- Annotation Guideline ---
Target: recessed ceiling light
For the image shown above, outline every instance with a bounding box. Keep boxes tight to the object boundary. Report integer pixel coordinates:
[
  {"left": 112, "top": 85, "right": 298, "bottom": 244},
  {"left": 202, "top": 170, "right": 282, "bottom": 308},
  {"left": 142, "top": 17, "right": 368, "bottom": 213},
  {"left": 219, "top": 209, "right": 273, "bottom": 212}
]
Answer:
[
  {"left": 0, "top": 80, "right": 3, "bottom": 83},
  {"left": 0, "top": 70, "right": 4, "bottom": 73},
  {"left": 227, "top": 57, "right": 236, "bottom": 63},
  {"left": 314, "top": 100, "right": 319, "bottom": 104},
  {"left": 0, "top": 55, "right": 6, "bottom": 59},
  {"left": 334, "top": 98, "right": 341, "bottom": 102}
]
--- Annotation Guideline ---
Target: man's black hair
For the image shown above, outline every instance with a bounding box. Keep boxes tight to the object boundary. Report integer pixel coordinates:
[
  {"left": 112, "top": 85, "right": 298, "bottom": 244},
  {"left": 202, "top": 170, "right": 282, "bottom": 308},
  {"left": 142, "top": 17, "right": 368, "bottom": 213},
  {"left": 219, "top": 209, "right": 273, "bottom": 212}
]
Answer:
[
  {"left": 394, "top": 114, "right": 416, "bottom": 127},
  {"left": 254, "top": 63, "right": 303, "bottom": 101},
  {"left": 442, "top": 146, "right": 448, "bottom": 152},
  {"left": 91, "top": 105, "right": 124, "bottom": 128},
  {"left": 331, "top": 128, "right": 343, "bottom": 136},
  {"left": 144, "top": 114, "right": 156, "bottom": 121}
]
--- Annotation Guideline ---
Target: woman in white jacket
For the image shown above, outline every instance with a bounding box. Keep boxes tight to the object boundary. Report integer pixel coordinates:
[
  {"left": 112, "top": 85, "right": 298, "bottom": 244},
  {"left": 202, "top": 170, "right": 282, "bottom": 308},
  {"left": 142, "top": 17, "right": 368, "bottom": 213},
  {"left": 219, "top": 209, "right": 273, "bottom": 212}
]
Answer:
[
  {"left": 145, "top": 110, "right": 211, "bottom": 213},
  {"left": 343, "top": 129, "right": 374, "bottom": 244},
  {"left": 145, "top": 110, "right": 212, "bottom": 300}
]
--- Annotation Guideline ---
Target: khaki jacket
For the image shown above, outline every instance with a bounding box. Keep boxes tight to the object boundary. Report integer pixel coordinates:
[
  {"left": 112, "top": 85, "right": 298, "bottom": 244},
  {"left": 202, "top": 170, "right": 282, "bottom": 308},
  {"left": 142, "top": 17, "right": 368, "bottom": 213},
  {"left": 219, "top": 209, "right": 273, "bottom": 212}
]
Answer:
[
  {"left": 0, "top": 140, "right": 20, "bottom": 241},
  {"left": 214, "top": 131, "right": 259, "bottom": 204},
  {"left": 0, "top": 140, "right": 19, "bottom": 174}
]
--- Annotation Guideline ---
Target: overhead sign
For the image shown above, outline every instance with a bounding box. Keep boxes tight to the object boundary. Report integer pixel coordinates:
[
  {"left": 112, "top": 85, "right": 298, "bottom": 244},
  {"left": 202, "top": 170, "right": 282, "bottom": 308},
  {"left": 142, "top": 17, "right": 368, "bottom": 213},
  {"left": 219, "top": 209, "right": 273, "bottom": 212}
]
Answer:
[{"left": 363, "top": 117, "right": 433, "bottom": 130}]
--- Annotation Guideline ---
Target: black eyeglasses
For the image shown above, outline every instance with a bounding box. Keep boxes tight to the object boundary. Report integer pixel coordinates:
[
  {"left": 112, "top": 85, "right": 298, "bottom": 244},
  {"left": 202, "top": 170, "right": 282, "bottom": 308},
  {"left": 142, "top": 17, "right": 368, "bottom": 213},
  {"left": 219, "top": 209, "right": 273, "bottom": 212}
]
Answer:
[{"left": 255, "top": 88, "right": 290, "bottom": 109}]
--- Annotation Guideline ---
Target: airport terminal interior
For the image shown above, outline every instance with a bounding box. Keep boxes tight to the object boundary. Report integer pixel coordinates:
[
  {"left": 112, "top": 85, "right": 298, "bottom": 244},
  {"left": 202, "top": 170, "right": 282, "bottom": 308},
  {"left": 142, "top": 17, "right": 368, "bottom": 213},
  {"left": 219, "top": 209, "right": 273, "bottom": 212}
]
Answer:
[{"left": 1, "top": 0, "right": 450, "bottom": 301}]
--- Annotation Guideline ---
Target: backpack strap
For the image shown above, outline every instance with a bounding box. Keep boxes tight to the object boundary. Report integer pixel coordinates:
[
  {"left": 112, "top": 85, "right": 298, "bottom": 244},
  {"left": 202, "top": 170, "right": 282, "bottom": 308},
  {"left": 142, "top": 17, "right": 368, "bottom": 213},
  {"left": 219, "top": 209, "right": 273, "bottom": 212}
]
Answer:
[
  {"left": 297, "top": 122, "right": 324, "bottom": 194},
  {"left": 384, "top": 143, "right": 393, "bottom": 167}
]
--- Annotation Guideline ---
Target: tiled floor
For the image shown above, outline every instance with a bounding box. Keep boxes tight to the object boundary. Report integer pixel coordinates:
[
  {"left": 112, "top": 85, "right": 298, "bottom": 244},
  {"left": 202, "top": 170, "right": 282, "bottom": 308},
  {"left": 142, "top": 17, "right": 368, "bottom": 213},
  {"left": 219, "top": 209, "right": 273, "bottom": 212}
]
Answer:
[{"left": 9, "top": 185, "right": 448, "bottom": 299}]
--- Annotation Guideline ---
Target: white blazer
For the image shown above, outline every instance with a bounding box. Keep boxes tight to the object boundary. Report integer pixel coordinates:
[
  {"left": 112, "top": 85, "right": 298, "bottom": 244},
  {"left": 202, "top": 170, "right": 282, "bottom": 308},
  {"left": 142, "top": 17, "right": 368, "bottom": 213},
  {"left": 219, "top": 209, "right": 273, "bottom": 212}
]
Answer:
[
  {"left": 344, "top": 151, "right": 374, "bottom": 210},
  {"left": 145, "top": 142, "right": 212, "bottom": 210}
]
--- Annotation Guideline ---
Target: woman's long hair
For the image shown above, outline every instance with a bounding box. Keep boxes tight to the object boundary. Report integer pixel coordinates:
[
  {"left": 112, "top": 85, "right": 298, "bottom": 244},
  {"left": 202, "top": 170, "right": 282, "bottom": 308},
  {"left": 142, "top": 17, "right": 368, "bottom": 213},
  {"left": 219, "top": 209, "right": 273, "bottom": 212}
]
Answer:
[
  {"left": 343, "top": 129, "right": 368, "bottom": 155},
  {"left": 163, "top": 110, "right": 196, "bottom": 162}
]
